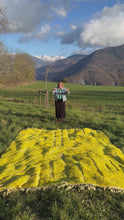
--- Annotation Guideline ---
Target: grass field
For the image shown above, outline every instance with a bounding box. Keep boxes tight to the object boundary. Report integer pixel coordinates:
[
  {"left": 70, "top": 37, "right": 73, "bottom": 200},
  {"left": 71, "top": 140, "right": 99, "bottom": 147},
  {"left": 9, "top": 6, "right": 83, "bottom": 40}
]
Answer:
[{"left": 0, "top": 81, "right": 124, "bottom": 219}]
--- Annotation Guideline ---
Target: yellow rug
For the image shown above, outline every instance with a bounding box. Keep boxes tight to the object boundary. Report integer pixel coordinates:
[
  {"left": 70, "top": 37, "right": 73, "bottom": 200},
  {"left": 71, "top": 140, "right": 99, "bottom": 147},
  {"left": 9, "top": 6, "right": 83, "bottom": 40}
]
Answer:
[{"left": 0, "top": 128, "right": 124, "bottom": 191}]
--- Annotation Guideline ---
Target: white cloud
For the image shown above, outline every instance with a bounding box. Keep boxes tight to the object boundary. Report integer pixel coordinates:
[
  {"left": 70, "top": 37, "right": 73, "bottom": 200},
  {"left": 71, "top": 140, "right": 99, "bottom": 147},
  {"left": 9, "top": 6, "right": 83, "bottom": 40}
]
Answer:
[
  {"left": 51, "top": 6, "right": 67, "bottom": 17},
  {"left": 0, "top": 0, "right": 87, "bottom": 45},
  {"left": 0, "top": 0, "right": 86, "bottom": 33},
  {"left": 19, "top": 24, "right": 51, "bottom": 42},
  {"left": 80, "top": 3, "right": 124, "bottom": 48},
  {"left": 0, "top": 0, "right": 76, "bottom": 34},
  {"left": 37, "top": 24, "right": 51, "bottom": 38},
  {"left": 56, "top": 31, "right": 65, "bottom": 37},
  {"left": 70, "top": 24, "right": 77, "bottom": 30},
  {"left": 60, "top": 3, "right": 124, "bottom": 49},
  {"left": 2, "top": 0, "right": 123, "bottom": 51},
  {"left": 0, "top": 0, "right": 52, "bottom": 33},
  {"left": 61, "top": 26, "right": 82, "bottom": 44}
]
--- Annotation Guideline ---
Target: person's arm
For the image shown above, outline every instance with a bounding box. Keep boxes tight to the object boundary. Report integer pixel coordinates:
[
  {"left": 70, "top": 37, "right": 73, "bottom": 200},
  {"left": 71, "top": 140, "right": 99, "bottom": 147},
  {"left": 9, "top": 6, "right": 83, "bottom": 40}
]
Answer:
[
  {"left": 66, "top": 88, "right": 70, "bottom": 94},
  {"left": 52, "top": 88, "right": 57, "bottom": 94},
  {"left": 62, "top": 88, "right": 70, "bottom": 95}
]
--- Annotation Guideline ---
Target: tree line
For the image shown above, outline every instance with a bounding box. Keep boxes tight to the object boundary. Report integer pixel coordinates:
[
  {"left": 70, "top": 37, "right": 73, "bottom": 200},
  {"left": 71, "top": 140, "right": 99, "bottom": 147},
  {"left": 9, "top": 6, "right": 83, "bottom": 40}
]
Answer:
[{"left": 0, "top": 8, "right": 36, "bottom": 87}]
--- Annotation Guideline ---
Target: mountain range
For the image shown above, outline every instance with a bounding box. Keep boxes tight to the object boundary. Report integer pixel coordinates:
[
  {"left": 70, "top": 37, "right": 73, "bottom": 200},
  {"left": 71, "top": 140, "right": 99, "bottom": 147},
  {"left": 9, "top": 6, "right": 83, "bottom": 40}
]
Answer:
[
  {"left": 35, "top": 54, "right": 85, "bottom": 81},
  {"left": 33, "top": 55, "right": 65, "bottom": 68},
  {"left": 35, "top": 44, "right": 124, "bottom": 86}
]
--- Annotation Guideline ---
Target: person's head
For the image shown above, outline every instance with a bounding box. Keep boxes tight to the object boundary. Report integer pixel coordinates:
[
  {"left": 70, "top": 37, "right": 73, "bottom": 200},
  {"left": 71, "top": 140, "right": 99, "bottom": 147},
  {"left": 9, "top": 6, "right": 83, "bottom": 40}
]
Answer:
[{"left": 57, "top": 81, "right": 64, "bottom": 89}]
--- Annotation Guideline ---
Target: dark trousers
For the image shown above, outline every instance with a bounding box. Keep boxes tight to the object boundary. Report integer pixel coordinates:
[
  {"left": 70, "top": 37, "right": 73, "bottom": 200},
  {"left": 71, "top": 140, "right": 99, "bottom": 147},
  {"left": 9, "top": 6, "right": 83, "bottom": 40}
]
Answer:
[{"left": 55, "top": 100, "right": 66, "bottom": 119}]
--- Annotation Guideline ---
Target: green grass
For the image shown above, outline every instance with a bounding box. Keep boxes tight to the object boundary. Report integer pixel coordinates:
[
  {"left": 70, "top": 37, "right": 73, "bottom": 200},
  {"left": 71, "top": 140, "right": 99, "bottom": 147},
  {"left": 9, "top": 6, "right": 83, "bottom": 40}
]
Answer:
[
  {"left": 0, "top": 81, "right": 124, "bottom": 219},
  {"left": 0, "top": 82, "right": 124, "bottom": 153},
  {"left": 0, "top": 186, "right": 124, "bottom": 220}
]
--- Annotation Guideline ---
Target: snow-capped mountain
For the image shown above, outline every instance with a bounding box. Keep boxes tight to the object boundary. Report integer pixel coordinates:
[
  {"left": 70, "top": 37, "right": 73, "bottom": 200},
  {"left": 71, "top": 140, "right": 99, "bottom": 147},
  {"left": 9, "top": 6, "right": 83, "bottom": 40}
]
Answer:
[{"left": 33, "top": 55, "right": 65, "bottom": 68}]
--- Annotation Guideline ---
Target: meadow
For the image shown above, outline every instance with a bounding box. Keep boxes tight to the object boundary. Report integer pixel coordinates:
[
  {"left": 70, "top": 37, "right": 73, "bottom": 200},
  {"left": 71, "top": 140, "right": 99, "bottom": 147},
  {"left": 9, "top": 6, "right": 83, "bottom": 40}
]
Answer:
[{"left": 0, "top": 81, "right": 124, "bottom": 219}]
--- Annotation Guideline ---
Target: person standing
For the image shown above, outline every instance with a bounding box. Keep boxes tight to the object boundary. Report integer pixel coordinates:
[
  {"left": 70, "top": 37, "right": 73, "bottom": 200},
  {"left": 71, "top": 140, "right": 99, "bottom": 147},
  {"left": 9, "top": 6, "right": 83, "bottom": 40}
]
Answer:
[{"left": 52, "top": 81, "right": 70, "bottom": 122}]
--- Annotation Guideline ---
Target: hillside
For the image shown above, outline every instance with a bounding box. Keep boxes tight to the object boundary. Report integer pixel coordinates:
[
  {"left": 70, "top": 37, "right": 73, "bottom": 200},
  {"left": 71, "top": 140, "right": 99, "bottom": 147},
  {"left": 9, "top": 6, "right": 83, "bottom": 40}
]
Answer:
[
  {"left": 36, "top": 54, "right": 85, "bottom": 81},
  {"left": 53, "top": 44, "right": 124, "bottom": 86}
]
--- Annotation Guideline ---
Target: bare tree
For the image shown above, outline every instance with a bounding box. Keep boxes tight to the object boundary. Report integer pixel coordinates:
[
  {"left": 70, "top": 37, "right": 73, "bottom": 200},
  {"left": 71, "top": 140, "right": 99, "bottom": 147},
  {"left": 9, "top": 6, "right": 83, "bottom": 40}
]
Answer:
[
  {"left": 11, "top": 53, "right": 36, "bottom": 85},
  {"left": 0, "top": 8, "right": 36, "bottom": 87},
  {"left": 0, "top": 51, "right": 13, "bottom": 86},
  {"left": 0, "top": 7, "right": 11, "bottom": 86},
  {"left": 0, "top": 7, "right": 8, "bottom": 34}
]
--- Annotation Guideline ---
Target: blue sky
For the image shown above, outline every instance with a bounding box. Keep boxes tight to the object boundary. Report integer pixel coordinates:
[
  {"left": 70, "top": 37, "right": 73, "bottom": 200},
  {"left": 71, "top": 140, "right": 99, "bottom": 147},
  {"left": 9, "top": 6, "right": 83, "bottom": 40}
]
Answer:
[{"left": 1, "top": 0, "right": 124, "bottom": 57}]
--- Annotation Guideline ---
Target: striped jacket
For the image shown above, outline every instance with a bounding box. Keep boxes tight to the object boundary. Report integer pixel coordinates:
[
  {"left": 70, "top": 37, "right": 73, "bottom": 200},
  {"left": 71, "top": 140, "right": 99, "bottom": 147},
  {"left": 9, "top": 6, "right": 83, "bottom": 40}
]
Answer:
[{"left": 52, "top": 87, "right": 70, "bottom": 101}]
